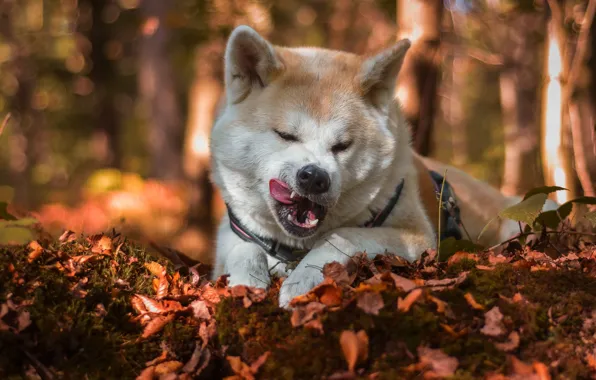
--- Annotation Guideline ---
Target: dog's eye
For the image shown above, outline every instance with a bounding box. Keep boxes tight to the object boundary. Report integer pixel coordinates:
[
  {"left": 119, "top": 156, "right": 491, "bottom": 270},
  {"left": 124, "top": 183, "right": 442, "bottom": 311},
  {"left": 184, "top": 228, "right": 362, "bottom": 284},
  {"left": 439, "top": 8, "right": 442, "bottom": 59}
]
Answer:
[
  {"left": 331, "top": 140, "right": 353, "bottom": 154},
  {"left": 274, "top": 129, "right": 299, "bottom": 142}
]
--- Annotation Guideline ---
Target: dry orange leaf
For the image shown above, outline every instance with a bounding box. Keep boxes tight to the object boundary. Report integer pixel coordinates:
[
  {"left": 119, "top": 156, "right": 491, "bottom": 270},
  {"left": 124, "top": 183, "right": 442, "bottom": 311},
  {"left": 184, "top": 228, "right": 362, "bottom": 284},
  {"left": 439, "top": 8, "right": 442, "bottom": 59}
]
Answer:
[
  {"left": 495, "top": 331, "right": 520, "bottom": 352},
  {"left": 91, "top": 235, "right": 113, "bottom": 254},
  {"left": 136, "top": 365, "right": 155, "bottom": 380},
  {"left": 226, "top": 356, "right": 254, "bottom": 380},
  {"left": 154, "top": 360, "right": 183, "bottom": 375},
  {"left": 155, "top": 276, "right": 169, "bottom": 300},
  {"left": 339, "top": 330, "right": 369, "bottom": 372},
  {"left": 141, "top": 314, "right": 175, "bottom": 339},
  {"left": 428, "top": 296, "right": 448, "bottom": 314},
  {"left": 464, "top": 292, "right": 484, "bottom": 310},
  {"left": 144, "top": 261, "right": 166, "bottom": 277},
  {"left": 398, "top": 288, "right": 423, "bottom": 313},
  {"left": 27, "top": 241, "right": 43, "bottom": 263}
]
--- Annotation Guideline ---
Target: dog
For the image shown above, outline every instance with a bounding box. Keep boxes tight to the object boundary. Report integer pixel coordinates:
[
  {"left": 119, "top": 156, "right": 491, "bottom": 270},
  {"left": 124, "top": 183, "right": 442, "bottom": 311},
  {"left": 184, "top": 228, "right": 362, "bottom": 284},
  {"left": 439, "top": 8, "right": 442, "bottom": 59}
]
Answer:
[{"left": 209, "top": 25, "right": 555, "bottom": 308}]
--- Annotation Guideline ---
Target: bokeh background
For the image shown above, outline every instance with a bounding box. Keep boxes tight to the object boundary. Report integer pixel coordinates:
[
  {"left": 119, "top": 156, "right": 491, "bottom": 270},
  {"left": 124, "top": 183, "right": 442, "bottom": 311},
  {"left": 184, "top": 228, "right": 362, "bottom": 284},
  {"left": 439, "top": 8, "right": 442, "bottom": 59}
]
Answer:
[{"left": 0, "top": 0, "right": 594, "bottom": 264}]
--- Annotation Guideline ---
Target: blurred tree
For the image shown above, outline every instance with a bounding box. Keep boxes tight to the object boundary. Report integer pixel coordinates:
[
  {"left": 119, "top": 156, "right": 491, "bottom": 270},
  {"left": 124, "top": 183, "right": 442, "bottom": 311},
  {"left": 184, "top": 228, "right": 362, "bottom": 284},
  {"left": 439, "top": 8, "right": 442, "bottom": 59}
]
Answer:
[
  {"left": 395, "top": 0, "right": 444, "bottom": 156},
  {"left": 496, "top": 9, "right": 546, "bottom": 196},
  {"left": 79, "top": 0, "right": 122, "bottom": 168},
  {"left": 139, "top": 0, "right": 184, "bottom": 181},
  {"left": 0, "top": 0, "right": 44, "bottom": 207}
]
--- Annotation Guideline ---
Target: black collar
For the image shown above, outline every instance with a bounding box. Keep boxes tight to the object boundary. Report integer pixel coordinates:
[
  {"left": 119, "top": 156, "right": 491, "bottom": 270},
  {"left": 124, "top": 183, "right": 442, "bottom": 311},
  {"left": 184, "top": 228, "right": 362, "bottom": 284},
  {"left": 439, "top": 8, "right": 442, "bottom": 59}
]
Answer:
[{"left": 227, "top": 178, "right": 406, "bottom": 263}]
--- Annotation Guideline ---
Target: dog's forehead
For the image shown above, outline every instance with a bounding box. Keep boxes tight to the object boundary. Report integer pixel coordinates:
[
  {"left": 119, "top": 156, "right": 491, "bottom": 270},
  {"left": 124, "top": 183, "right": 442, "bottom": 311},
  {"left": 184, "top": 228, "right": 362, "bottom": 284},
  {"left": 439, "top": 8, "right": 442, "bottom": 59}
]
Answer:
[{"left": 270, "top": 47, "right": 365, "bottom": 123}]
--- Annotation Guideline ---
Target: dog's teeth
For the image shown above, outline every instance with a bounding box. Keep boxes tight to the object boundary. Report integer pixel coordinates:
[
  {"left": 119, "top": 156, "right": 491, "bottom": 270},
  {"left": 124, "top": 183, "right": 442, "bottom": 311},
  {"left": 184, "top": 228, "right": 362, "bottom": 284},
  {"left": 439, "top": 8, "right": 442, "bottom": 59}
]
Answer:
[
  {"left": 309, "top": 219, "right": 319, "bottom": 226},
  {"left": 290, "top": 191, "right": 296, "bottom": 199},
  {"left": 287, "top": 214, "right": 293, "bottom": 221}
]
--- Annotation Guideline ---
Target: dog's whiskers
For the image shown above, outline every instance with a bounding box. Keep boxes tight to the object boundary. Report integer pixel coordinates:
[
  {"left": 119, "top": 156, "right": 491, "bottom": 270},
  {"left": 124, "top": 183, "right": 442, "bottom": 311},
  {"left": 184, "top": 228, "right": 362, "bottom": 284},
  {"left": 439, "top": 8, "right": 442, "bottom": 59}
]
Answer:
[{"left": 249, "top": 273, "right": 269, "bottom": 286}]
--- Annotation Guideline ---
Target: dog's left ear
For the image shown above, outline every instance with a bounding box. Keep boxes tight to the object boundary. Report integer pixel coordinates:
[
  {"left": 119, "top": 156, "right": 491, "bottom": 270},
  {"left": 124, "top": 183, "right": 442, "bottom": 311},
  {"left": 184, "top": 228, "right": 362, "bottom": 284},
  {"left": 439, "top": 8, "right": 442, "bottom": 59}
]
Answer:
[
  {"left": 357, "top": 39, "right": 411, "bottom": 108},
  {"left": 224, "top": 25, "right": 284, "bottom": 104}
]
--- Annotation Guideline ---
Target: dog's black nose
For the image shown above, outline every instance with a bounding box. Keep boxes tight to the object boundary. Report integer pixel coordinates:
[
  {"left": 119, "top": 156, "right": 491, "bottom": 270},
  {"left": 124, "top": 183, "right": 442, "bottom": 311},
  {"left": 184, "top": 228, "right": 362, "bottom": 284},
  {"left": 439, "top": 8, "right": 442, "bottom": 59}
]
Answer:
[{"left": 296, "top": 164, "right": 331, "bottom": 194}]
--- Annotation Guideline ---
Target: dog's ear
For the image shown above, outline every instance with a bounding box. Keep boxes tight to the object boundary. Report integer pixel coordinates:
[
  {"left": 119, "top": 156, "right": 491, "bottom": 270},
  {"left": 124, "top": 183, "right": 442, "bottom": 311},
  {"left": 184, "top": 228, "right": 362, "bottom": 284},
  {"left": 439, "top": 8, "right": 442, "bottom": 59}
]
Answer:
[
  {"left": 357, "top": 39, "right": 411, "bottom": 109},
  {"left": 224, "top": 25, "right": 284, "bottom": 104}
]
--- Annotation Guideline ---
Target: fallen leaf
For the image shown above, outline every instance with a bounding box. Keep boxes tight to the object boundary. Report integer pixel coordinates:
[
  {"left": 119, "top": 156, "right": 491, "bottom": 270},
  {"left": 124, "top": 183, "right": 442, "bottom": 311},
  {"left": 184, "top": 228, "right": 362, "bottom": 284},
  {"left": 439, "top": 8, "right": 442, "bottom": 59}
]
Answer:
[
  {"left": 339, "top": 330, "right": 369, "bottom": 372},
  {"left": 59, "top": 230, "right": 76, "bottom": 243},
  {"left": 291, "top": 302, "right": 326, "bottom": 327},
  {"left": 428, "top": 296, "right": 448, "bottom": 314},
  {"left": 146, "top": 350, "right": 169, "bottom": 366},
  {"left": 425, "top": 272, "right": 468, "bottom": 290},
  {"left": 447, "top": 252, "right": 478, "bottom": 266},
  {"left": 142, "top": 314, "right": 175, "bottom": 338},
  {"left": 585, "top": 349, "right": 596, "bottom": 371},
  {"left": 155, "top": 275, "right": 169, "bottom": 300},
  {"left": 17, "top": 310, "right": 31, "bottom": 332},
  {"left": 398, "top": 289, "right": 423, "bottom": 313},
  {"left": 133, "top": 294, "right": 167, "bottom": 314},
  {"left": 90, "top": 234, "right": 113, "bottom": 254},
  {"left": 304, "top": 318, "right": 324, "bottom": 334},
  {"left": 356, "top": 292, "right": 384, "bottom": 315},
  {"left": 481, "top": 306, "right": 506, "bottom": 337},
  {"left": 366, "top": 272, "right": 416, "bottom": 292},
  {"left": 417, "top": 346, "right": 459, "bottom": 378},
  {"left": 323, "top": 262, "right": 352, "bottom": 286},
  {"left": 227, "top": 356, "right": 254, "bottom": 380},
  {"left": 495, "top": 331, "right": 520, "bottom": 352},
  {"left": 154, "top": 360, "right": 183, "bottom": 375},
  {"left": 189, "top": 300, "right": 211, "bottom": 320},
  {"left": 136, "top": 366, "right": 155, "bottom": 380},
  {"left": 314, "top": 280, "right": 343, "bottom": 307},
  {"left": 464, "top": 292, "right": 484, "bottom": 310},
  {"left": 27, "top": 241, "right": 43, "bottom": 263},
  {"left": 249, "top": 351, "right": 271, "bottom": 374},
  {"left": 145, "top": 261, "right": 166, "bottom": 277}
]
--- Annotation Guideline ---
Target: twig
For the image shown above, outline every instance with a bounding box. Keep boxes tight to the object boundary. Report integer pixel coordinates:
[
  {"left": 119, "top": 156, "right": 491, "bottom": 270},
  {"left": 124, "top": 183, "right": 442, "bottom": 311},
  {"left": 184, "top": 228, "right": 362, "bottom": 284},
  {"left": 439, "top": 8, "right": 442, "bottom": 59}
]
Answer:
[
  {"left": 249, "top": 273, "right": 269, "bottom": 286},
  {"left": 486, "top": 230, "right": 596, "bottom": 252},
  {"left": 0, "top": 112, "right": 10, "bottom": 136},
  {"left": 19, "top": 345, "right": 56, "bottom": 380},
  {"left": 437, "top": 169, "right": 448, "bottom": 260}
]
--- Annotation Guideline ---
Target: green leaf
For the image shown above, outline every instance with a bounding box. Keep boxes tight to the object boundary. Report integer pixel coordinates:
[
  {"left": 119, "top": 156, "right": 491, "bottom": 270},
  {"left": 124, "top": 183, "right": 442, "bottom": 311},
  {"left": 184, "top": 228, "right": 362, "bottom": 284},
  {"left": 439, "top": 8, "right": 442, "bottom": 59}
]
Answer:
[
  {"left": 0, "top": 202, "right": 17, "bottom": 221},
  {"left": 2, "top": 217, "right": 38, "bottom": 227},
  {"left": 0, "top": 221, "right": 36, "bottom": 245},
  {"left": 439, "top": 237, "right": 484, "bottom": 262},
  {"left": 557, "top": 196, "right": 596, "bottom": 221},
  {"left": 499, "top": 193, "right": 547, "bottom": 226},
  {"left": 534, "top": 210, "right": 562, "bottom": 229},
  {"left": 523, "top": 186, "right": 567, "bottom": 201},
  {"left": 585, "top": 211, "right": 596, "bottom": 227}
]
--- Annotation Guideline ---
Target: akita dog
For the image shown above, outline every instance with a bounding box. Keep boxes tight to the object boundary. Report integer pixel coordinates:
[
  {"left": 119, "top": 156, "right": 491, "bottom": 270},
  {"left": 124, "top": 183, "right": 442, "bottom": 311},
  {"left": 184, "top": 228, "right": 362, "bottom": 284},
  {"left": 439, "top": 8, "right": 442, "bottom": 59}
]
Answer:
[{"left": 209, "top": 25, "right": 555, "bottom": 307}]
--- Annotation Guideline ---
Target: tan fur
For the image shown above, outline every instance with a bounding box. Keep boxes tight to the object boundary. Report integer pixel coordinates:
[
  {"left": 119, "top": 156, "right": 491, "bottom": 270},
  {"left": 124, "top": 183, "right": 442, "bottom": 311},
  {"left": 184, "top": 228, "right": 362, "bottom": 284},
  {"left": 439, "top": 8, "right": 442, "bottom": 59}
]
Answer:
[{"left": 210, "top": 25, "right": 535, "bottom": 307}]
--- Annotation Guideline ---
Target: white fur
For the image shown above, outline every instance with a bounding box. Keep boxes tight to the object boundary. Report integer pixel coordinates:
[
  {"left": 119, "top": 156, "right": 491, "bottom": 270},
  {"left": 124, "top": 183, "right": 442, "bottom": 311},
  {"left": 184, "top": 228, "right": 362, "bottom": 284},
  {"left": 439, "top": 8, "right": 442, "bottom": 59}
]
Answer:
[{"left": 210, "top": 26, "right": 434, "bottom": 307}]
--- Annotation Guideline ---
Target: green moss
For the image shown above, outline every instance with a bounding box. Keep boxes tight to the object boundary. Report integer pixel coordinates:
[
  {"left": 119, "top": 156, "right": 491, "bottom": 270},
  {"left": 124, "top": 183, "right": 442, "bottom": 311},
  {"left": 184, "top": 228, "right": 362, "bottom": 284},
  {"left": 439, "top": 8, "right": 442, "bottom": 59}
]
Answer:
[
  {"left": 216, "top": 264, "right": 596, "bottom": 379},
  {"left": 0, "top": 236, "right": 190, "bottom": 379}
]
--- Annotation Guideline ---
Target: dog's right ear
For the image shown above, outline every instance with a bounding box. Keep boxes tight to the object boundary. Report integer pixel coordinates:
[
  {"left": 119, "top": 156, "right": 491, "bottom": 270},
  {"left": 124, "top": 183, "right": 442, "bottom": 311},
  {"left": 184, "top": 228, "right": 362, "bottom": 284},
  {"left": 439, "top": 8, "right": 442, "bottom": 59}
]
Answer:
[{"left": 224, "top": 25, "right": 284, "bottom": 104}]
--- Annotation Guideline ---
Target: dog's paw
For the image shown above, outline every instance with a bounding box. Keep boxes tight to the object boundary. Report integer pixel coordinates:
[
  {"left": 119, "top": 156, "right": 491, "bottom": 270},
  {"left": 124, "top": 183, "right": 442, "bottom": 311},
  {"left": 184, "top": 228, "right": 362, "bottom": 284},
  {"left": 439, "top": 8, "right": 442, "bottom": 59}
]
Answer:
[{"left": 278, "top": 266, "right": 324, "bottom": 309}]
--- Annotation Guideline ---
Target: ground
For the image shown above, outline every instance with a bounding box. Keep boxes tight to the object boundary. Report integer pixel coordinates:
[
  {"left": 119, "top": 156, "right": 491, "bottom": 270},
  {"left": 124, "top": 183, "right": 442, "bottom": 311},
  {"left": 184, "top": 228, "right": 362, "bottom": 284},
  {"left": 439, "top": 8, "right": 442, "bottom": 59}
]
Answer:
[{"left": 1, "top": 226, "right": 596, "bottom": 380}]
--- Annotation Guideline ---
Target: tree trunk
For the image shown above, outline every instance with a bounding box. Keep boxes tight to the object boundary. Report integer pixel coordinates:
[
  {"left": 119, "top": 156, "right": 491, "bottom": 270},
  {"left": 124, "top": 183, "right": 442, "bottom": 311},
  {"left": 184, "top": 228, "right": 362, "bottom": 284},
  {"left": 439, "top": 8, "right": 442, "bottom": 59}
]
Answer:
[
  {"left": 566, "top": 0, "right": 596, "bottom": 197},
  {"left": 498, "top": 13, "right": 545, "bottom": 197},
  {"left": 139, "top": 0, "right": 184, "bottom": 181},
  {"left": 183, "top": 40, "right": 225, "bottom": 228},
  {"left": 0, "top": 1, "right": 43, "bottom": 208},
  {"left": 449, "top": 55, "right": 468, "bottom": 166},
  {"left": 83, "top": 0, "right": 121, "bottom": 168},
  {"left": 395, "top": 0, "right": 443, "bottom": 156},
  {"left": 541, "top": 17, "right": 576, "bottom": 204}
]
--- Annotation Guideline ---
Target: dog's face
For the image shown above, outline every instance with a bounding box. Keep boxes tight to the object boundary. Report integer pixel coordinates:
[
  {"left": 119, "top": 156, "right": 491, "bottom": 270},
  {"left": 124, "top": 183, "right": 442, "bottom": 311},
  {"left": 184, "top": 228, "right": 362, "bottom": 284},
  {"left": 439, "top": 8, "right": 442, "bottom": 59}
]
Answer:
[{"left": 211, "top": 26, "right": 410, "bottom": 239}]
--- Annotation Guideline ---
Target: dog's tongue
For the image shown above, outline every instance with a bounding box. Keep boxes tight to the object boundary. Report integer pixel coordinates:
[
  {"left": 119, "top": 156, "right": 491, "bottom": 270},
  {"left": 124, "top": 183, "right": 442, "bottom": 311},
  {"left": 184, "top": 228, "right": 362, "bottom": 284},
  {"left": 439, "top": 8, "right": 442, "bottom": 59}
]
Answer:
[{"left": 269, "top": 179, "right": 294, "bottom": 205}]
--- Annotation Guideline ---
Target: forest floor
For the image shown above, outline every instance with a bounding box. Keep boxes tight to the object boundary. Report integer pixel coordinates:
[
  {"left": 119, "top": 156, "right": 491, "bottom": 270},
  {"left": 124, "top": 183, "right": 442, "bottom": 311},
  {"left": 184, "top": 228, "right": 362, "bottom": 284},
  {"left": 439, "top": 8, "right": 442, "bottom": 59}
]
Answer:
[{"left": 1, "top": 228, "right": 596, "bottom": 380}]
